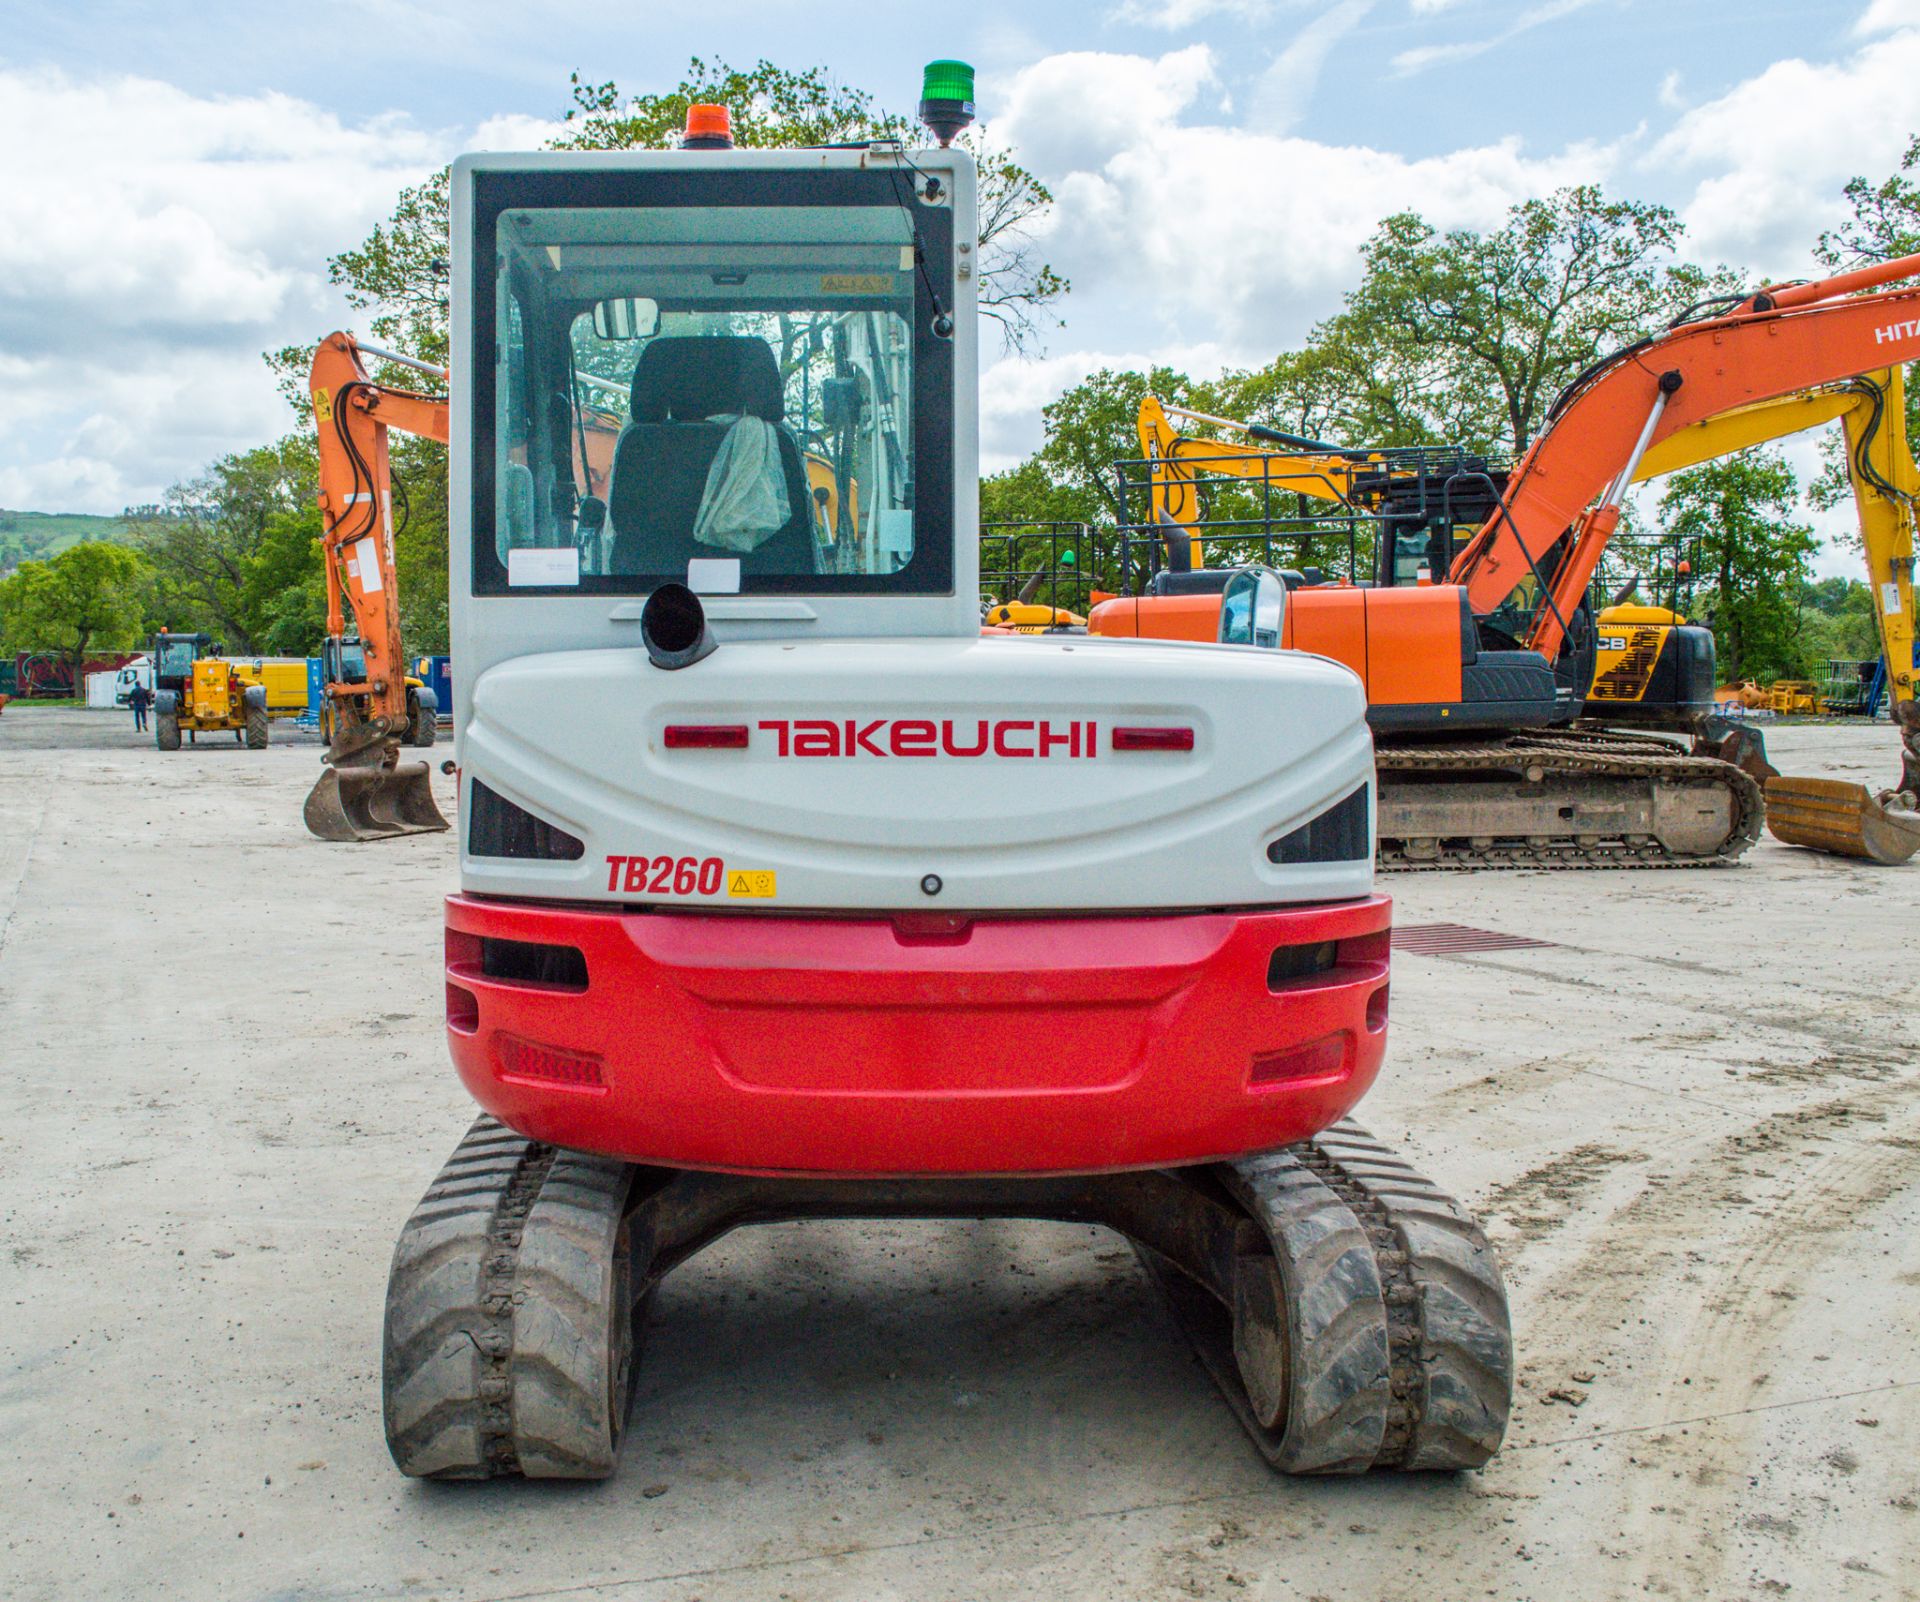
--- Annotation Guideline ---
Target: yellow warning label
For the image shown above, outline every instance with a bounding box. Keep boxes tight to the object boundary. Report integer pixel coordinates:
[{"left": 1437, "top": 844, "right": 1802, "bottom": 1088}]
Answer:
[
  {"left": 820, "top": 273, "right": 895, "bottom": 296},
  {"left": 313, "top": 389, "right": 332, "bottom": 423},
  {"left": 727, "top": 870, "right": 777, "bottom": 899}
]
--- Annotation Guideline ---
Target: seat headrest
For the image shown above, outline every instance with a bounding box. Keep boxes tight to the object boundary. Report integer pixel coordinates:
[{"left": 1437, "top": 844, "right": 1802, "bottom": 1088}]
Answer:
[{"left": 630, "top": 336, "right": 784, "bottom": 423}]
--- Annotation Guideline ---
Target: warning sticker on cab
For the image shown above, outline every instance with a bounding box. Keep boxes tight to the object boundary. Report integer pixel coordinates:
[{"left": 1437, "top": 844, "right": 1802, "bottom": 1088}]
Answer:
[
  {"left": 820, "top": 273, "right": 895, "bottom": 296},
  {"left": 727, "top": 870, "right": 778, "bottom": 899}
]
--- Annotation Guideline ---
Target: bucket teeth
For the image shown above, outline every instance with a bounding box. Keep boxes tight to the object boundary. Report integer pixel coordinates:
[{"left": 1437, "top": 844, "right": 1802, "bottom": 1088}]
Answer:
[
  {"left": 304, "top": 761, "right": 449, "bottom": 842},
  {"left": 1764, "top": 776, "right": 1920, "bottom": 865}
]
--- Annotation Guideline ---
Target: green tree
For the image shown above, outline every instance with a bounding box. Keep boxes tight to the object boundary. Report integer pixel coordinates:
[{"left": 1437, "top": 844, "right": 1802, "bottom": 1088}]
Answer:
[
  {"left": 1817, "top": 134, "right": 1920, "bottom": 266},
  {"left": 1792, "top": 575, "right": 1882, "bottom": 665},
  {"left": 1808, "top": 143, "right": 1920, "bottom": 516},
  {"left": 132, "top": 437, "right": 319, "bottom": 651},
  {"left": 0, "top": 542, "right": 151, "bottom": 695},
  {"left": 248, "top": 508, "right": 331, "bottom": 656},
  {"left": 1659, "top": 448, "right": 1817, "bottom": 681},
  {"left": 304, "top": 58, "right": 1066, "bottom": 376},
  {"left": 1295, "top": 187, "right": 1732, "bottom": 455}
]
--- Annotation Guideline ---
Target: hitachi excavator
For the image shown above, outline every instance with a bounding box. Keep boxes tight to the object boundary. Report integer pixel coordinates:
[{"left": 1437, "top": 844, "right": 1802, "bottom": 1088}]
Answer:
[
  {"left": 350, "top": 71, "right": 1514, "bottom": 1484},
  {"left": 1097, "top": 252, "right": 1920, "bottom": 867}
]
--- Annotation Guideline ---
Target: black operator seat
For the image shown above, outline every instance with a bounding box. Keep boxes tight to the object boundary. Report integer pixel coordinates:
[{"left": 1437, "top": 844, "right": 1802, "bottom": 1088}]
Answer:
[{"left": 607, "top": 335, "right": 817, "bottom": 578}]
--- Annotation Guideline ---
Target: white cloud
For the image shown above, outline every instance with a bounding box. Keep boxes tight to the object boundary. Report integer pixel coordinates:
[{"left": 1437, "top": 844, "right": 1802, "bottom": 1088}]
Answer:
[
  {"left": 0, "top": 65, "right": 485, "bottom": 514},
  {"left": 1409, "top": 0, "right": 1471, "bottom": 12},
  {"left": 986, "top": 46, "right": 1222, "bottom": 176},
  {"left": 979, "top": 342, "right": 1238, "bottom": 472},
  {"left": 995, "top": 45, "right": 1614, "bottom": 370},
  {"left": 1109, "top": 0, "right": 1278, "bottom": 28},
  {"left": 1656, "top": 69, "right": 1684, "bottom": 109},
  {"left": 1647, "top": 24, "right": 1920, "bottom": 274},
  {"left": 1254, "top": 0, "right": 1377, "bottom": 135},
  {"left": 1391, "top": 0, "right": 1600, "bottom": 76},
  {"left": 1856, "top": 0, "right": 1920, "bottom": 36}
]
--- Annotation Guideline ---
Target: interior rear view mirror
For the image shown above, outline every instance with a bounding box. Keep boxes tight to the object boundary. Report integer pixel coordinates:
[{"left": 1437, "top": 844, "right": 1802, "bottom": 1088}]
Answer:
[{"left": 592, "top": 297, "right": 660, "bottom": 341}]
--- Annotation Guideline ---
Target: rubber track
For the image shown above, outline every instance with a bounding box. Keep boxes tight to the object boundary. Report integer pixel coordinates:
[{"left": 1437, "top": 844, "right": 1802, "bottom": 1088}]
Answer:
[
  {"left": 1303, "top": 1122, "right": 1512, "bottom": 1469},
  {"left": 382, "top": 1115, "right": 635, "bottom": 1479},
  {"left": 1221, "top": 1145, "right": 1392, "bottom": 1473},
  {"left": 1376, "top": 727, "right": 1764, "bottom": 871},
  {"left": 1168, "top": 1120, "right": 1512, "bottom": 1473}
]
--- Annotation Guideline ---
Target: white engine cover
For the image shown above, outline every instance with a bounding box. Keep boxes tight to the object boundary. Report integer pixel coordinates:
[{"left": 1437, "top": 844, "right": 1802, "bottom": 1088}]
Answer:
[{"left": 460, "top": 635, "right": 1374, "bottom": 911}]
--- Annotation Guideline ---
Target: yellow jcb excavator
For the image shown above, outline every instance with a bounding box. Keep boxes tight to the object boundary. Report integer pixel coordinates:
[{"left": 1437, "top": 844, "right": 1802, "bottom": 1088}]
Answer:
[{"left": 1585, "top": 368, "right": 1919, "bottom": 864}]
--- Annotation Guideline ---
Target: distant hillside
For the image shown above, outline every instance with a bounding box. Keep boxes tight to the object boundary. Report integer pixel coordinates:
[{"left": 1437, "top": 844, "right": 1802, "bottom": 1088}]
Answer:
[{"left": 0, "top": 509, "right": 138, "bottom": 571}]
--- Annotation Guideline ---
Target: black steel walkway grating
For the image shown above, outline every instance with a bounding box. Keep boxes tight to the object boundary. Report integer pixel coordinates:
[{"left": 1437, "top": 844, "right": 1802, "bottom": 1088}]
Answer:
[{"left": 1392, "top": 922, "right": 1558, "bottom": 956}]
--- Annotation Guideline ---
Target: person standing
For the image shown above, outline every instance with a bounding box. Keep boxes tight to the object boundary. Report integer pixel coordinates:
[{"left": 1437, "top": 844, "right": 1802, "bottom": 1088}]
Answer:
[{"left": 129, "top": 681, "right": 153, "bottom": 732}]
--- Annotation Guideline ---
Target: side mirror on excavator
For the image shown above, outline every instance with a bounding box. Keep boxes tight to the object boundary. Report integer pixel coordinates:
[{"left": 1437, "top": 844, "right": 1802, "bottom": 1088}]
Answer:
[{"left": 1218, "top": 566, "right": 1286, "bottom": 650}]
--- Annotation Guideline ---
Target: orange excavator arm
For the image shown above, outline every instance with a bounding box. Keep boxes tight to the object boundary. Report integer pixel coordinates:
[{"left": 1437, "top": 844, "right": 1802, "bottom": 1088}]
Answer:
[
  {"left": 311, "top": 331, "right": 449, "bottom": 737},
  {"left": 1450, "top": 250, "right": 1920, "bottom": 662},
  {"left": 304, "top": 331, "right": 452, "bottom": 841}
]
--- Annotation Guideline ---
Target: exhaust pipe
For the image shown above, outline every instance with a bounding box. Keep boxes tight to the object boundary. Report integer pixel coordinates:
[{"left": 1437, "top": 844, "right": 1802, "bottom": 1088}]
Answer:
[{"left": 642, "top": 583, "right": 717, "bottom": 670}]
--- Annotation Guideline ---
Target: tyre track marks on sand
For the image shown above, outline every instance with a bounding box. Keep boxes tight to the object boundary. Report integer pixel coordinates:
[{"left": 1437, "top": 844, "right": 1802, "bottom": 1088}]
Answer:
[
  {"left": 1497, "top": 1079, "right": 1920, "bottom": 1599},
  {"left": 0, "top": 777, "right": 51, "bottom": 960}
]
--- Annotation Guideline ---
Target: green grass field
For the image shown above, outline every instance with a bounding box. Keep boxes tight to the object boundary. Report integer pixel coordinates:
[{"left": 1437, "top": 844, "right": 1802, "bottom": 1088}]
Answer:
[{"left": 0, "top": 510, "right": 136, "bottom": 569}]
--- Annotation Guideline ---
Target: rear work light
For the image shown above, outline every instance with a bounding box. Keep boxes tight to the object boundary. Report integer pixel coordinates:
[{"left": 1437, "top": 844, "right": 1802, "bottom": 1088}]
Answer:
[
  {"left": 665, "top": 724, "right": 749, "bottom": 750},
  {"left": 1111, "top": 726, "right": 1195, "bottom": 752}
]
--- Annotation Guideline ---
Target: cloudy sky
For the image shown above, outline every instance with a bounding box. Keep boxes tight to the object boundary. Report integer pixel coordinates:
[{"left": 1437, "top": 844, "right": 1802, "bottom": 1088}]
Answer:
[{"left": 4, "top": 0, "right": 1917, "bottom": 573}]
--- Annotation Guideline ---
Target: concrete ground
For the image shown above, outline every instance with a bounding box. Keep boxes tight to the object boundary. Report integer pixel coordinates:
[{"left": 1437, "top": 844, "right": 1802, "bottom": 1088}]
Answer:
[{"left": 1, "top": 707, "right": 1915, "bottom": 1602}]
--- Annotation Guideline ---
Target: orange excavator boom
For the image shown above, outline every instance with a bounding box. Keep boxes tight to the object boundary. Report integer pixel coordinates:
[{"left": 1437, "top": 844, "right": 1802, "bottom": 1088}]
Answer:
[
  {"left": 304, "top": 332, "right": 452, "bottom": 841},
  {"left": 1451, "top": 250, "right": 1920, "bottom": 662}
]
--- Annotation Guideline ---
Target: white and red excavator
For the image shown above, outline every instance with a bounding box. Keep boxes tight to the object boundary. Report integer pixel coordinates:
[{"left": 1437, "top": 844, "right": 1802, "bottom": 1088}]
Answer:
[{"left": 320, "top": 68, "right": 1514, "bottom": 1484}]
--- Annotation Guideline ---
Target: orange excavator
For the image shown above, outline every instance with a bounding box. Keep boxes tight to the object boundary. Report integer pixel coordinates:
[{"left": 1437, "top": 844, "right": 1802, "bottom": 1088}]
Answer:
[
  {"left": 1094, "top": 250, "right": 1920, "bottom": 867},
  {"left": 306, "top": 333, "right": 629, "bottom": 839},
  {"left": 304, "top": 333, "right": 453, "bottom": 840}
]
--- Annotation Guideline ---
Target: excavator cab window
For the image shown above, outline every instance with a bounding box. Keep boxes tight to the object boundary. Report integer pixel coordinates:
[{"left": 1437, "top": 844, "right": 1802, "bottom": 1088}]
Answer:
[
  {"left": 154, "top": 638, "right": 200, "bottom": 681},
  {"left": 472, "top": 174, "right": 954, "bottom": 599}
]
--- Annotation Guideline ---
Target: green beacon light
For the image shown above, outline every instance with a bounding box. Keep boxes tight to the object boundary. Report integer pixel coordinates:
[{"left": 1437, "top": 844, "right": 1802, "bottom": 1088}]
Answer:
[{"left": 918, "top": 60, "right": 976, "bottom": 147}]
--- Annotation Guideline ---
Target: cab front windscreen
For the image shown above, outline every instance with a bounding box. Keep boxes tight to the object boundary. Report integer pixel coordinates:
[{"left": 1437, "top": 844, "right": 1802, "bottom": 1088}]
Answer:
[{"left": 473, "top": 178, "right": 952, "bottom": 597}]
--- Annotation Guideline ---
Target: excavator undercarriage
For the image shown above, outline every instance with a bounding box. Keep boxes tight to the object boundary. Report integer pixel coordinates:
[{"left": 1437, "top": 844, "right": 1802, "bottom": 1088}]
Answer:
[
  {"left": 1375, "top": 727, "right": 1765, "bottom": 870},
  {"left": 384, "top": 1115, "right": 1513, "bottom": 1480}
]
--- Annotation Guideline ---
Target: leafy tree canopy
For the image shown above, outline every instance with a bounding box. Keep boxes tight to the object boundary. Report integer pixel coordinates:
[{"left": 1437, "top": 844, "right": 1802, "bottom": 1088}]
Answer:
[
  {"left": 1658, "top": 447, "right": 1816, "bottom": 682},
  {"left": 0, "top": 541, "right": 151, "bottom": 692}
]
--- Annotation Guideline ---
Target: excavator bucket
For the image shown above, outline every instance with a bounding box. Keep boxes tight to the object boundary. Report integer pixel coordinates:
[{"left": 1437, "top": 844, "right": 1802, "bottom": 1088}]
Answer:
[
  {"left": 304, "top": 760, "right": 449, "bottom": 842},
  {"left": 1763, "top": 776, "right": 1920, "bottom": 865}
]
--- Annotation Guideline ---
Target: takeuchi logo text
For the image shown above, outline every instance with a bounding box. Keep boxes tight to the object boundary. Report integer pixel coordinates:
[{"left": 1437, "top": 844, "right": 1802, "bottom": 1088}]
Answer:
[{"left": 754, "top": 719, "right": 1099, "bottom": 758}]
